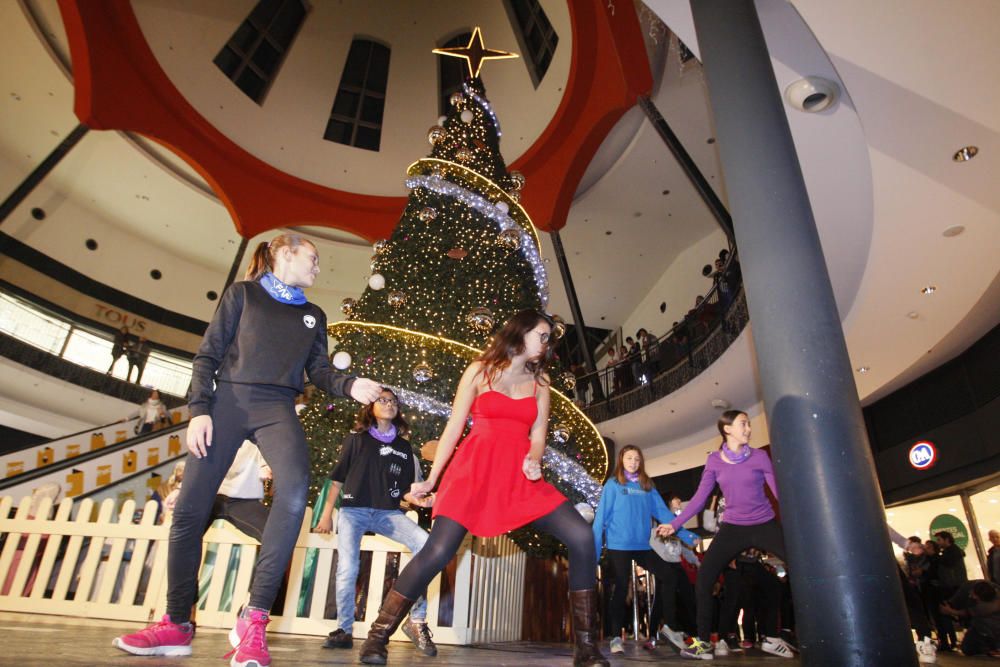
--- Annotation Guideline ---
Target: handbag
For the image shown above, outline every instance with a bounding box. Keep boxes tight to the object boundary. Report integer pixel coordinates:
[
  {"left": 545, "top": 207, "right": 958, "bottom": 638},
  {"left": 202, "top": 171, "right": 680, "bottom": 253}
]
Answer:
[{"left": 649, "top": 527, "right": 682, "bottom": 562}]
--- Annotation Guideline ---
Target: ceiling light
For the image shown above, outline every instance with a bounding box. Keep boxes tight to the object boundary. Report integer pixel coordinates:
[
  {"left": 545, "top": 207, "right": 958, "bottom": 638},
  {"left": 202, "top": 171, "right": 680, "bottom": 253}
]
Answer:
[
  {"left": 921, "top": 285, "right": 937, "bottom": 294},
  {"left": 948, "top": 508, "right": 957, "bottom": 513},
  {"left": 952, "top": 146, "right": 978, "bottom": 162},
  {"left": 711, "top": 398, "right": 730, "bottom": 409},
  {"left": 907, "top": 311, "right": 919, "bottom": 319},
  {"left": 784, "top": 76, "right": 840, "bottom": 113},
  {"left": 857, "top": 366, "right": 870, "bottom": 374},
  {"left": 942, "top": 225, "right": 965, "bottom": 237}
]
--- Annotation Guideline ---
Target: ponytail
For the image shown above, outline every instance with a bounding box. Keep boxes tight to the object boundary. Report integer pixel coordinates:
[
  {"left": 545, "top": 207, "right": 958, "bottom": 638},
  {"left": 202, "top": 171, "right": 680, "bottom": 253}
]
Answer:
[
  {"left": 245, "top": 242, "right": 272, "bottom": 281},
  {"left": 244, "top": 233, "right": 316, "bottom": 281}
]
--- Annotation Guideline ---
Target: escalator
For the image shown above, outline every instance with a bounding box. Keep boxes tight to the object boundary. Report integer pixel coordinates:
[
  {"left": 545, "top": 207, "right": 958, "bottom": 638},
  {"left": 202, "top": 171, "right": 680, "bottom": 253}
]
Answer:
[{"left": 0, "top": 418, "right": 189, "bottom": 504}]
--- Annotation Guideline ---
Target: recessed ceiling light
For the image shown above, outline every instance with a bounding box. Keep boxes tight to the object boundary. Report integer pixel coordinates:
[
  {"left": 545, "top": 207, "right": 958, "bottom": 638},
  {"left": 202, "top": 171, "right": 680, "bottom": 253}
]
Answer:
[
  {"left": 942, "top": 225, "right": 965, "bottom": 237},
  {"left": 907, "top": 311, "right": 919, "bottom": 319},
  {"left": 953, "top": 146, "right": 978, "bottom": 162},
  {"left": 921, "top": 285, "right": 937, "bottom": 294},
  {"left": 948, "top": 508, "right": 957, "bottom": 513},
  {"left": 857, "top": 366, "right": 870, "bottom": 373}
]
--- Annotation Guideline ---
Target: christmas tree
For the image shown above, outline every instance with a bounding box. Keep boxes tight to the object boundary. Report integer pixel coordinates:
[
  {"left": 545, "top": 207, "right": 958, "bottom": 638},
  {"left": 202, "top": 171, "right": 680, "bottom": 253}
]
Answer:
[{"left": 300, "top": 32, "right": 607, "bottom": 557}]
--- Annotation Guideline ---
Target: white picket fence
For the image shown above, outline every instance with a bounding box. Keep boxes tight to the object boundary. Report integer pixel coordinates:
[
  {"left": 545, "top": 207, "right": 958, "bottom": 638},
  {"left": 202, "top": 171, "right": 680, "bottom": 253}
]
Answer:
[{"left": 0, "top": 495, "right": 525, "bottom": 644}]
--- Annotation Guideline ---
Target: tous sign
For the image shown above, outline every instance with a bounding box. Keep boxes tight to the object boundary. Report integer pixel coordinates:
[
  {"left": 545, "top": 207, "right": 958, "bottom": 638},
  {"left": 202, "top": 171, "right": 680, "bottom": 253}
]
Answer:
[
  {"left": 908, "top": 441, "right": 937, "bottom": 470},
  {"left": 95, "top": 305, "right": 147, "bottom": 332}
]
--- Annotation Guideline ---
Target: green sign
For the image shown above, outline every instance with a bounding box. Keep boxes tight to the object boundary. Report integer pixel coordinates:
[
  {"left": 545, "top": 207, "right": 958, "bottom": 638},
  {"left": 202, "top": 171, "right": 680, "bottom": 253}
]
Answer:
[{"left": 929, "top": 513, "right": 969, "bottom": 550}]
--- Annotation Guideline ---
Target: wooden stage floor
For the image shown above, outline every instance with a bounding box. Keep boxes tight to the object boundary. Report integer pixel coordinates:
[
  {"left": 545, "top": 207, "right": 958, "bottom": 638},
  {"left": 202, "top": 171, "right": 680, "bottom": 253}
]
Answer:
[{"left": 2, "top": 613, "right": 994, "bottom": 665}]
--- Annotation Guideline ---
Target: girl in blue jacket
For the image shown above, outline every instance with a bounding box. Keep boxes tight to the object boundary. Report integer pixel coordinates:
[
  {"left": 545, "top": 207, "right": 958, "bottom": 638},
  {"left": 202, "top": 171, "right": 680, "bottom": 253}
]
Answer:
[{"left": 593, "top": 445, "right": 695, "bottom": 654}]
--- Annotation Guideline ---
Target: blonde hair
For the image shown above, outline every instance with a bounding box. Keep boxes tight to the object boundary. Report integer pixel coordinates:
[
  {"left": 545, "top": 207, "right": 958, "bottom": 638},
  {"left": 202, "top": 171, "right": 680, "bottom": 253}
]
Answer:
[{"left": 245, "top": 233, "right": 316, "bottom": 281}]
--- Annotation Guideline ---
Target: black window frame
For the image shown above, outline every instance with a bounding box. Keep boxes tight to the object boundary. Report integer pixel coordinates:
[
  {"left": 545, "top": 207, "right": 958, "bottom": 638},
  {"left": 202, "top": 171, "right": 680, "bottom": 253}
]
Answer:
[
  {"left": 324, "top": 38, "right": 391, "bottom": 152},
  {"left": 503, "top": 0, "right": 558, "bottom": 87},
  {"left": 437, "top": 31, "right": 474, "bottom": 117},
  {"left": 213, "top": 0, "right": 309, "bottom": 105}
]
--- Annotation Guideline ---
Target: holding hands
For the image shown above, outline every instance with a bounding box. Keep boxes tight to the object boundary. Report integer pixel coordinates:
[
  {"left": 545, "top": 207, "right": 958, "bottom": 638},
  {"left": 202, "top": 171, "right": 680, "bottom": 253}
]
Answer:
[{"left": 656, "top": 523, "right": 676, "bottom": 538}]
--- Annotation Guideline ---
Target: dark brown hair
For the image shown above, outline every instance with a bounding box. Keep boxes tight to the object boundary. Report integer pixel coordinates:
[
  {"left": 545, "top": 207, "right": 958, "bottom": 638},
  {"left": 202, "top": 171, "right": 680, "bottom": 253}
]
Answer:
[
  {"left": 717, "top": 409, "right": 748, "bottom": 448},
  {"left": 354, "top": 388, "right": 409, "bottom": 437},
  {"left": 614, "top": 444, "right": 652, "bottom": 491},
  {"left": 477, "top": 309, "right": 554, "bottom": 384},
  {"left": 245, "top": 233, "right": 317, "bottom": 281}
]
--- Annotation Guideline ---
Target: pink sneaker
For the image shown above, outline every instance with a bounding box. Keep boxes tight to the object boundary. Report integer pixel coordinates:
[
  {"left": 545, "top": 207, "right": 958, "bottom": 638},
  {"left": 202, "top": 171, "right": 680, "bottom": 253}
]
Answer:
[
  {"left": 225, "top": 607, "right": 270, "bottom": 667},
  {"left": 112, "top": 614, "right": 193, "bottom": 656}
]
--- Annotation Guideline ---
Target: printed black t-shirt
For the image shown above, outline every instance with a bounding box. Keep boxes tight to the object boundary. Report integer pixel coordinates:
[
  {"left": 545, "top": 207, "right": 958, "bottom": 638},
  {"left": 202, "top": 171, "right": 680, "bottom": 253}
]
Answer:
[{"left": 330, "top": 432, "right": 421, "bottom": 510}]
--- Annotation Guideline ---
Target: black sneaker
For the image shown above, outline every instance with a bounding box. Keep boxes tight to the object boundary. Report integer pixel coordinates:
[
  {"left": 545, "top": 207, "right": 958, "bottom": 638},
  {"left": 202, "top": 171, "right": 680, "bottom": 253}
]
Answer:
[
  {"left": 322, "top": 628, "right": 353, "bottom": 649},
  {"left": 402, "top": 621, "right": 438, "bottom": 657},
  {"left": 721, "top": 635, "right": 743, "bottom": 653}
]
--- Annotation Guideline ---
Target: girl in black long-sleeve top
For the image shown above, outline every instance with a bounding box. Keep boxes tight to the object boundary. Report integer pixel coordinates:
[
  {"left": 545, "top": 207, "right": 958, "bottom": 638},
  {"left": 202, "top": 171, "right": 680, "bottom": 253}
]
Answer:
[{"left": 114, "top": 233, "right": 381, "bottom": 665}]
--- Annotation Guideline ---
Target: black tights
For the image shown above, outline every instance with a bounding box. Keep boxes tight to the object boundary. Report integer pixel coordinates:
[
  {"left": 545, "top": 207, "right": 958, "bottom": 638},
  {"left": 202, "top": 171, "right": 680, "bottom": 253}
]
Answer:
[{"left": 394, "top": 501, "right": 597, "bottom": 599}]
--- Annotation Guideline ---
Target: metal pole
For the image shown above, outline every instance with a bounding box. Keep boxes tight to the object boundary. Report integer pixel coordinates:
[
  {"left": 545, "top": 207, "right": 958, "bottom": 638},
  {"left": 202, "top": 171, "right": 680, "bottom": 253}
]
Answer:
[
  {"left": 0, "top": 124, "right": 90, "bottom": 227},
  {"left": 960, "top": 490, "right": 989, "bottom": 579},
  {"left": 217, "top": 237, "right": 250, "bottom": 310},
  {"left": 638, "top": 97, "right": 734, "bottom": 242},
  {"left": 630, "top": 559, "right": 640, "bottom": 641},
  {"left": 549, "top": 230, "right": 604, "bottom": 400},
  {"left": 690, "top": 3, "right": 915, "bottom": 665}
]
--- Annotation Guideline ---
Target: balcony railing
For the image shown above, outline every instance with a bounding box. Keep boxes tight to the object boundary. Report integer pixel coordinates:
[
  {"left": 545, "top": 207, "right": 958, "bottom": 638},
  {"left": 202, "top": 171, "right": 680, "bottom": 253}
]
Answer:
[{"left": 575, "top": 275, "right": 749, "bottom": 423}]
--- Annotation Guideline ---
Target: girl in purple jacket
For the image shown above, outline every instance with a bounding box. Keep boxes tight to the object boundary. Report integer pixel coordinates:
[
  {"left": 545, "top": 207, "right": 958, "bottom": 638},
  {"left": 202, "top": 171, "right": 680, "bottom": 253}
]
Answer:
[{"left": 660, "top": 410, "right": 795, "bottom": 660}]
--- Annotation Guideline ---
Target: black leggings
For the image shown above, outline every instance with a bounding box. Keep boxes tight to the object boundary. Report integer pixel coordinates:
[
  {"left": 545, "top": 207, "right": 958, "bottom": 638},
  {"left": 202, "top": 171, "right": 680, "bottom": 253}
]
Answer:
[
  {"left": 394, "top": 501, "right": 597, "bottom": 599},
  {"left": 606, "top": 549, "right": 689, "bottom": 637},
  {"left": 695, "top": 519, "right": 786, "bottom": 642},
  {"left": 167, "top": 382, "right": 305, "bottom": 622}
]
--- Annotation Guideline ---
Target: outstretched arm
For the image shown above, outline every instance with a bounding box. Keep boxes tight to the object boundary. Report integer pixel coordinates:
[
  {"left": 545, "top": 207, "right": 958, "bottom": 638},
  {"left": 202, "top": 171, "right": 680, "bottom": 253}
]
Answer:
[{"left": 418, "top": 362, "right": 482, "bottom": 491}]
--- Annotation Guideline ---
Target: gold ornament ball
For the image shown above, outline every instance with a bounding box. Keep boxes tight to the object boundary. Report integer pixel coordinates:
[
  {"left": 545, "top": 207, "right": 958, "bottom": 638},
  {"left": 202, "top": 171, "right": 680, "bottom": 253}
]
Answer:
[
  {"left": 560, "top": 371, "right": 577, "bottom": 390},
  {"left": 450, "top": 91, "right": 465, "bottom": 107},
  {"left": 413, "top": 360, "right": 435, "bottom": 383},
  {"left": 497, "top": 228, "right": 521, "bottom": 251},
  {"left": 427, "top": 125, "right": 447, "bottom": 145},
  {"left": 509, "top": 171, "right": 526, "bottom": 190},
  {"left": 550, "top": 314, "right": 567, "bottom": 340},
  {"left": 387, "top": 290, "right": 407, "bottom": 309},
  {"left": 370, "top": 255, "right": 379, "bottom": 273},
  {"left": 455, "top": 147, "right": 474, "bottom": 163},
  {"left": 466, "top": 306, "right": 495, "bottom": 333},
  {"left": 552, "top": 425, "right": 570, "bottom": 444},
  {"left": 418, "top": 207, "right": 438, "bottom": 222},
  {"left": 507, "top": 190, "right": 521, "bottom": 203},
  {"left": 373, "top": 239, "right": 389, "bottom": 255},
  {"left": 340, "top": 298, "right": 357, "bottom": 316}
]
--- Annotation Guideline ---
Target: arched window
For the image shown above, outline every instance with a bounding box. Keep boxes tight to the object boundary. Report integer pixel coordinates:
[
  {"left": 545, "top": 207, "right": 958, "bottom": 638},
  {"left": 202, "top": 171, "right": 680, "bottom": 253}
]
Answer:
[
  {"left": 505, "top": 0, "right": 558, "bottom": 87},
  {"left": 213, "top": 0, "right": 308, "bottom": 104},
  {"left": 324, "top": 39, "right": 391, "bottom": 151},
  {"left": 438, "top": 31, "right": 473, "bottom": 116}
]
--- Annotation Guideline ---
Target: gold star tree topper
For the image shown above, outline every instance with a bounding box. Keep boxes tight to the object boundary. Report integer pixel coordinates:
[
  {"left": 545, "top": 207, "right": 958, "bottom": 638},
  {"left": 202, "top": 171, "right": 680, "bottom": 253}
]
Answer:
[{"left": 433, "top": 26, "right": 518, "bottom": 79}]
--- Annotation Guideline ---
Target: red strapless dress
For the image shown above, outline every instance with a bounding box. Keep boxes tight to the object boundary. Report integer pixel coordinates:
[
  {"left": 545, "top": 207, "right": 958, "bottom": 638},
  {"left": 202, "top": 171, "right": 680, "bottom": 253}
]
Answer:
[{"left": 432, "top": 390, "right": 567, "bottom": 536}]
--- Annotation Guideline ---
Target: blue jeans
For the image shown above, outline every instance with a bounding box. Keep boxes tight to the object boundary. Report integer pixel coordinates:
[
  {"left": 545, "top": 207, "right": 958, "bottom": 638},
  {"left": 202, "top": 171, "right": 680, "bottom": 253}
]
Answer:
[{"left": 336, "top": 507, "right": 429, "bottom": 633}]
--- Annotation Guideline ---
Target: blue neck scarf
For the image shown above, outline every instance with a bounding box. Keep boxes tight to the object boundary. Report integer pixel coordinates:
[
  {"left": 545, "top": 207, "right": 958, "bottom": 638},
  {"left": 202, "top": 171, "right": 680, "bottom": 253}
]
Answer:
[{"left": 260, "top": 272, "right": 306, "bottom": 305}]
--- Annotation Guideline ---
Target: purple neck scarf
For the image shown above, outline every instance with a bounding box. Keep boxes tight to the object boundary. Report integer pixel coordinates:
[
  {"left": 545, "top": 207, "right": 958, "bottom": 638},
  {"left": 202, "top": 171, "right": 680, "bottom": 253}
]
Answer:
[
  {"left": 722, "top": 443, "right": 753, "bottom": 464},
  {"left": 368, "top": 423, "right": 397, "bottom": 444},
  {"left": 624, "top": 471, "right": 640, "bottom": 483}
]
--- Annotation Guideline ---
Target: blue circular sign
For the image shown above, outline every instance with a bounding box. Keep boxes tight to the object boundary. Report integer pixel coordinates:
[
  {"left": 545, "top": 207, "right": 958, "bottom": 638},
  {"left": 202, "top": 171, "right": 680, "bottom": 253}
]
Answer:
[{"left": 909, "top": 441, "right": 937, "bottom": 470}]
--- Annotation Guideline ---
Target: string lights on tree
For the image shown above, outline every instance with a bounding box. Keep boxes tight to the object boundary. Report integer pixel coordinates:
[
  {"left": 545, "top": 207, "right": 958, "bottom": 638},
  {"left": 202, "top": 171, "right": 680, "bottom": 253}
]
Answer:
[{"left": 300, "top": 29, "right": 606, "bottom": 558}]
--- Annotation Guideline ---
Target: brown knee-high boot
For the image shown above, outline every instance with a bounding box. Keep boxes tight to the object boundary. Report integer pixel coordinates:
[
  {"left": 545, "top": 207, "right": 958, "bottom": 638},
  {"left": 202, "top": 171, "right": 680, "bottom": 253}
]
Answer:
[
  {"left": 359, "top": 589, "right": 416, "bottom": 665},
  {"left": 570, "top": 589, "right": 609, "bottom": 667}
]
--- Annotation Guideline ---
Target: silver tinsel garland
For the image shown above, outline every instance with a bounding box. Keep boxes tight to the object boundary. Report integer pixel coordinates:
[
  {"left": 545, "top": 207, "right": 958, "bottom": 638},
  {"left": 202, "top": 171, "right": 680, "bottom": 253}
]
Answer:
[
  {"left": 387, "top": 385, "right": 600, "bottom": 507},
  {"left": 404, "top": 173, "right": 550, "bottom": 307},
  {"left": 463, "top": 83, "right": 501, "bottom": 137}
]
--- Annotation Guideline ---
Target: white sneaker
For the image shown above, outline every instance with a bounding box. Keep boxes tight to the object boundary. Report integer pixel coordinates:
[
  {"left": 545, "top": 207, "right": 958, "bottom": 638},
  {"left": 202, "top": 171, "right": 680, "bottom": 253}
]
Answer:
[
  {"left": 714, "top": 639, "right": 729, "bottom": 656},
  {"left": 610, "top": 637, "right": 625, "bottom": 654},
  {"left": 761, "top": 636, "right": 795, "bottom": 658},
  {"left": 916, "top": 636, "right": 937, "bottom": 664},
  {"left": 658, "top": 626, "right": 688, "bottom": 650}
]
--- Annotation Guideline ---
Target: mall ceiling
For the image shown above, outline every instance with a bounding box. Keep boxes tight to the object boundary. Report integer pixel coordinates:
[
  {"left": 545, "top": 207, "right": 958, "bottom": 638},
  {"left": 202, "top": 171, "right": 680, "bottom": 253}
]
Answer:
[{"left": 1, "top": 0, "right": 998, "bottom": 453}]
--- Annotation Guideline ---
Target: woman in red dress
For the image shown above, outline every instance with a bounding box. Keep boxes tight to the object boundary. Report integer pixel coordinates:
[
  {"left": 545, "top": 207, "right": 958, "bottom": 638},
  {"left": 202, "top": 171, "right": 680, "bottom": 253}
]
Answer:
[{"left": 359, "top": 310, "right": 607, "bottom": 667}]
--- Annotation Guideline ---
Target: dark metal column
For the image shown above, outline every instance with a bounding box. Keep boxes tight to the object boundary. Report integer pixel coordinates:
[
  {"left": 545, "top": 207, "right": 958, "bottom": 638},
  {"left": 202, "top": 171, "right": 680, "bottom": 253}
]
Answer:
[
  {"left": 690, "top": 3, "right": 915, "bottom": 665},
  {"left": 0, "top": 124, "right": 90, "bottom": 227},
  {"left": 216, "top": 237, "right": 250, "bottom": 311},
  {"left": 638, "top": 97, "right": 734, "bottom": 241},
  {"left": 549, "top": 230, "right": 604, "bottom": 400}
]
